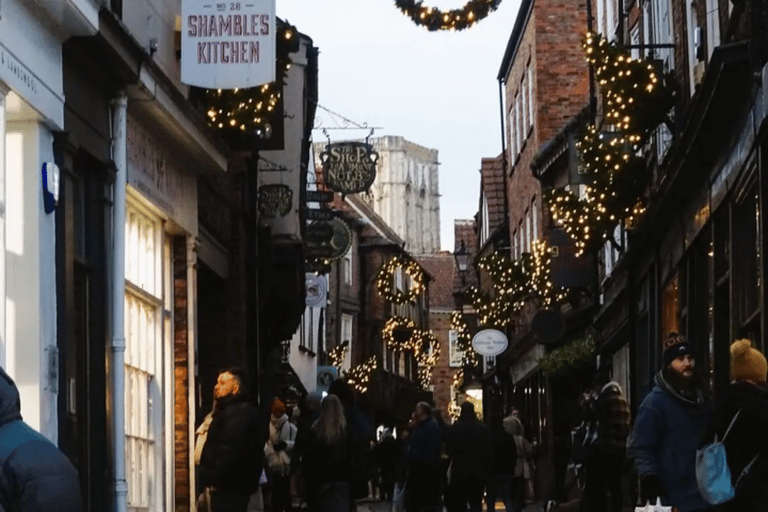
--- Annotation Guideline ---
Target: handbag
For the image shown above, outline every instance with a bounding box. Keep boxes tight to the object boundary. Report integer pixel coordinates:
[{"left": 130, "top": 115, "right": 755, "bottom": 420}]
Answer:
[
  {"left": 634, "top": 498, "right": 672, "bottom": 512},
  {"left": 695, "top": 409, "right": 760, "bottom": 505}
]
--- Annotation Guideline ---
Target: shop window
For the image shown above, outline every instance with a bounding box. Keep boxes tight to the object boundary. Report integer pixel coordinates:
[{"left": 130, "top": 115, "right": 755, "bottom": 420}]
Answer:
[
  {"left": 124, "top": 200, "right": 170, "bottom": 512},
  {"left": 733, "top": 178, "right": 760, "bottom": 329},
  {"left": 661, "top": 273, "right": 680, "bottom": 339}
]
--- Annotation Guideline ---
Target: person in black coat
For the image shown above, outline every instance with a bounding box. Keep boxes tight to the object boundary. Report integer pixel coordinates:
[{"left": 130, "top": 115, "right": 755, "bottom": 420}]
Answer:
[
  {"left": 0, "top": 367, "right": 84, "bottom": 512},
  {"left": 199, "top": 367, "right": 263, "bottom": 512},
  {"left": 406, "top": 402, "right": 442, "bottom": 512},
  {"left": 486, "top": 414, "right": 517, "bottom": 512},
  {"left": 708, "top": 340, "right": 768, "bottom": 511},
  {"left": 445, "top": 402, "right": 493, "bottom": 512}
]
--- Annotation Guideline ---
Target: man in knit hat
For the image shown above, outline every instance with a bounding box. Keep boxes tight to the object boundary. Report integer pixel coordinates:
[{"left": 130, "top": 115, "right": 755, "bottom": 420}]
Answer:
[
  {"left": 627, "top": 333, "right": 712, "bottom": 512},
  {"left": 707, "top": 339, "right": 768, "bottom": 510}
]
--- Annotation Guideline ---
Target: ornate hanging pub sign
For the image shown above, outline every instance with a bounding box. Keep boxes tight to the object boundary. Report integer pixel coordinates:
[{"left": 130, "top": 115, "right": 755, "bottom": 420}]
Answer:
[{"left": 320, "top": 141, "right": 378, "bottom": 194}]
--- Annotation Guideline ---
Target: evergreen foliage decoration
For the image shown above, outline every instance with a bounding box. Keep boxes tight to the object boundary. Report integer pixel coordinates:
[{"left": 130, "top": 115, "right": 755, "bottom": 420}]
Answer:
[
  {"left": 328, "top": 341, "right": 349, "bottom": 370},
  {"left": 546, "top": 32, "right": 677, "bottom": 256},
  {"left": 200, "top": 19, "right": 299, "bottom": 144},
  {"left": 464, "top": 242, "right": 565, "bottom": 329},
  {"left": 344, "top": 356, "right": 378, "bottom": 394},
  {"left": 539, "top": 335, "right": 597, "bottom": 380},
  {"left": 394, "top": 0, "right": 502, "bottom": 31},
  {"left": 376, "top": 256, "right": 426, "bottom": 304}
]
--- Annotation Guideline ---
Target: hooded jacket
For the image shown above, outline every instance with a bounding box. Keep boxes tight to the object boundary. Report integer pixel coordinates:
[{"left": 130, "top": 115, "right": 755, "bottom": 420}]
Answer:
[
  {"left": 627, "top": 370, "right": 711, "bottom": 512},
  {"left": 0, "top": 368, "right": 83, "bottom": 512}
]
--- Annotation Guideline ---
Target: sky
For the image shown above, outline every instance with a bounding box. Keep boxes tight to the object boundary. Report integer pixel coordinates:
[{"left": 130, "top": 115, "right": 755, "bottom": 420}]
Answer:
[{"left": 276, "top": 0, "right": 522, "bottom": 252}]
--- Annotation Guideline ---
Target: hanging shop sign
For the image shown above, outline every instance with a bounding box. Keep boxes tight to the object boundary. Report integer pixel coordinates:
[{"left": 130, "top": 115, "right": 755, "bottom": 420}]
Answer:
[
  {"left": 305, "top": 216, "right": 352, "bottom": 260},
  {"left": 258, "top": 184, "right": 293, "bottom": 218},
  {"left": 317, "top": 366, "right": 338, "bottom": 393},
  {"left": 306, "top": 274, "right": 327, "bottom": 307},
  {"left": 320, "top": 142, "right": 378, "bottom": 194},
  {"left": 181, "top": 0, "right": 276, "bottom": 89},
  {"left": 472, "top": 329, "right": 508, "bottom": 357}
]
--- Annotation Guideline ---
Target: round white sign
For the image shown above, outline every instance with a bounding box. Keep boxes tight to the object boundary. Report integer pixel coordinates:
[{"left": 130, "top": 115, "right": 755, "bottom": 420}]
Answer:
[
  {"left": 306, "top": 275, "right": 327, "bottom": 307},
  {"left": 472, "top": 329, "right": 509, "bottom": 357}
]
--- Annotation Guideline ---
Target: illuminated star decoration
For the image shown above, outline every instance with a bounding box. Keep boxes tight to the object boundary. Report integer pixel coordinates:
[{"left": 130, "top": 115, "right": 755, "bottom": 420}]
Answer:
[
  {"left": 201, "top": 19, "right": 299, "bottom": 143},
  {"left": 394, "top": 0, "right": 502, "bottom": 31},
  {"left": 546, "top": 32, "right": 676, "bottom": 256},
  {"left": 376, "top": 256, "right": 426, "bottom": 305},
  {"left": 464, "top": 252, "right": 530, "bottom": 328},
  {"left": 344, "top": 356, "right": 378, "bottom": 394}
]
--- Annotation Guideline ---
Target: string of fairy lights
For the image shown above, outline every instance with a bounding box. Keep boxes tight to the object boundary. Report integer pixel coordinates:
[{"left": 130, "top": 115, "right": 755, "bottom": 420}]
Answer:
[
  {"left": 200, "top": 19, "right": 299, "bottom": 142},
  {"left": 328, "top": 341, "right": 349, "bottom": 370},
  {"left": 344, "top": 356, "right": 378, "bottom": 394},
  {"left": 375, "top": 256, "right": 426, "bottom": 305},
  {"left": 546, "top": 32, "right": 676, "bottom": 256},
  {"left": 394, "top": 0, "right": 502, "bottom": 31}
]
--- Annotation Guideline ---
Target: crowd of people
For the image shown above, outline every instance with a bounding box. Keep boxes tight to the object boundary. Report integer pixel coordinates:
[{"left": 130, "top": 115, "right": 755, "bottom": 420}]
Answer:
[
  {"left": 192, "top": 332, "right": 768, "bottom": 512},
  {"left": 574, "top": 334, "right": 768, "bottom": 512}
]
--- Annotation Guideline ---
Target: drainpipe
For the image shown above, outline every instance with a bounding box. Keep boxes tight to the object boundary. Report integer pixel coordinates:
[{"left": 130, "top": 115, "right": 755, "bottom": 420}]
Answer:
[{"left": 110, "top": 91, "right": 129, "bottom": 512}]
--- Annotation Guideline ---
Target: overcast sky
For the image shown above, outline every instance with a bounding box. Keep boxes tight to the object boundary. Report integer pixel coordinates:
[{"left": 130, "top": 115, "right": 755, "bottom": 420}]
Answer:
[{"left": 276, "top": 0, "right": 522, "bottom": 252}]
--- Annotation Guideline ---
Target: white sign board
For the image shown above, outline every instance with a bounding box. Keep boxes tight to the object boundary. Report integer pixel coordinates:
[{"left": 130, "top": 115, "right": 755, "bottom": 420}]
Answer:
[
  {"left": 181, "top": 0, "right": 276, "bottom": 89},
  {"left": 305, "top": 274, "right": 327, "bottom": 307},
  {"left": 472, "top": 329, "right": 508, "bottom": 357}
]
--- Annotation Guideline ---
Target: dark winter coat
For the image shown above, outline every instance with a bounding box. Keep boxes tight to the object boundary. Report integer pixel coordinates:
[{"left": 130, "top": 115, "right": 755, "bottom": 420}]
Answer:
[
  {"left": 408, "top": 417, "right": 442, "bottom": 464},
  {"left": 593, "top": 382, "right": 631, "bottom": 457},
  {"left": 709, "top": 381, "right": 768, "bottom": 511},
  {"left": 446, "top": 417, "right": 493, "bottom": 482},
  {"left": 199, "top": 393, "right": 263, "bottom": 494},
  {"left": 301, "top": 428, "right": 355, "bottom": 486},
  {"left": 490, "top": 428, "right": 517, "bottom": 476},
  {"left": 0, "top": 368, "right": 83, "bottom": 512},
  {"left": 627, "top": 370, "right": 711, "bottom": 512}
]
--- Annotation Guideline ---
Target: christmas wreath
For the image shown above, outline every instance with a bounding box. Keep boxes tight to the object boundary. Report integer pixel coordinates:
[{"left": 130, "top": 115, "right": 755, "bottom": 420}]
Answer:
[
  {"left": 376, "top": 257, "right": 425, "bottom": 304},
  {"left": 394, "top": 0, "right": 502, "bottom": 31}
]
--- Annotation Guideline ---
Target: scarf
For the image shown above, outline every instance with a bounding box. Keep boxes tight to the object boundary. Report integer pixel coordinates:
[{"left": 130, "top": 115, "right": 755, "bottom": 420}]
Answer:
[{"left": 655, "top": 369, "right": 703, "bottom": 408}]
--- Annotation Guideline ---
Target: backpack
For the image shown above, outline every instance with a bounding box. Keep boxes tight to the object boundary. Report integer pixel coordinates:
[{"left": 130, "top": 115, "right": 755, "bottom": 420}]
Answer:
[{"left": 695, "top": 409, "right": 761, "bottom": 505}]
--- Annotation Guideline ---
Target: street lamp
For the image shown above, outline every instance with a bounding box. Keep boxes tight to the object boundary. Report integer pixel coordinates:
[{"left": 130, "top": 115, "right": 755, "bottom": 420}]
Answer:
[{"left": 454, "top": 239, "right": 470, "bottom": 273}]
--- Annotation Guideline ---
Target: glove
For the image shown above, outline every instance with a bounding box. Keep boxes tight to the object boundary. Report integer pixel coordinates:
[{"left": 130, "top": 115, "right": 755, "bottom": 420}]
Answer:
[
  {"left": 640, "top": 474, "right": 663, "bottom": 504},
  {"left": 274, "top": 440, "right": 287, "bottom": 451}
]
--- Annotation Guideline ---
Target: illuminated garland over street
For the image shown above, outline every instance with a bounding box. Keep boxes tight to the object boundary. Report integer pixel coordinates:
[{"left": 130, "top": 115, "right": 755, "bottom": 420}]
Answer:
[
  {"left": 546, "top": 32, "right": 676, "bottom": 256},
  {"left": 382, "top": 317, "right": 440, "bottom": 390},
  {"left": 376, "top": 256, "right": 426, "bottom": 304},
  {"left": 201, "top": 19, "right": 299, "bottom": 142},
  {"left": 344, "top": 356, "right": 378, "bottom": 394},
  {"left": 394, "top": 0, "right": 502, "bottom": 31},
  {"left": 328, "top": 341, "right": 349, "bottom": 370}
]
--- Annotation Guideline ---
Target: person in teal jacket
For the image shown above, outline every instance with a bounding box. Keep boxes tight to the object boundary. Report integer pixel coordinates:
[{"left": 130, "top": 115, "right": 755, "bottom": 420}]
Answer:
[
  {"left": 0, "top": 367, "right": 83, "bottom": 512},
  {"left": 627, "top": 333, "right": 712, "bottom": 512}
]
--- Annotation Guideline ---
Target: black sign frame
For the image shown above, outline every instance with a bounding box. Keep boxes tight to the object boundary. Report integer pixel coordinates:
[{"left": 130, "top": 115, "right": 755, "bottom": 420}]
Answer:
[{"left": 320, "top": 141, "right": 379, "bottom": 194}]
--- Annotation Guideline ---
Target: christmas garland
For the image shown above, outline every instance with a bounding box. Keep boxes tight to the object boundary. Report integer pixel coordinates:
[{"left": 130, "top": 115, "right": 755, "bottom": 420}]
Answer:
[
  {"left": 546, "top": 33, "right": 677, "bottom": 256},
  {"left": 199, "top": 19, "right": 300, "bottom": 145},
  {"left": 394, "top": 0, "right": 502, "bottom": 31},
  {"left": 539, "top": 335, "right": 596, "bottom": 380},
  {"left": 376, "top": 256, "right": 426, "bottom": 304},
  {"left": 328, "top": 340, "right": 349, "bottom": 369},
  {"left": 383, "top": 316, "right": 418, "bottom": 351},
  {"left": 344, "top": 355, "right": 378, "bottom": 394}
]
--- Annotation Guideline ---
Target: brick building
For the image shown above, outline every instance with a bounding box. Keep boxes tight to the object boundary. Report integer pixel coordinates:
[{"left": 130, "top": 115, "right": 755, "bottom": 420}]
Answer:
[{"left": 416, "top": 252, "right": 458, "bottom": 422}]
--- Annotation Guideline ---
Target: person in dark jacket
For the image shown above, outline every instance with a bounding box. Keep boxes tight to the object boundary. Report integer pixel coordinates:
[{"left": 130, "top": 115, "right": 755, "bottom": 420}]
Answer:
[
  {"left": 581, "top": 369, "right": 630, "bottom": 512},
  {"left": 301, "top": 394, "right": 354, "bottom": 512},
  {"left": 445, "top": 402, "right": 493, "bottom": 512},
  {"left": 291, "top": 391, "right": 323, "bottom": 505},
  {"left": 374, "top": 428, "right": 399, "bottom": 502},
  {"left": 200, "top": 367, "right": 263, "bottom": 512},
  {"left": 627, "top": 333, "right": 711, "bottom": 512},
  {"left": 707, "top": 339, "right": 768, "bottom": 511},
  {"left": 0, "top": 367, "right": 83, "bottom": 512},
  {"left": 406, "top": 402, "right": 442, "bottom": 512},
  {"left": 486, "top": 414, "right": 517, "bottom": 512}
]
